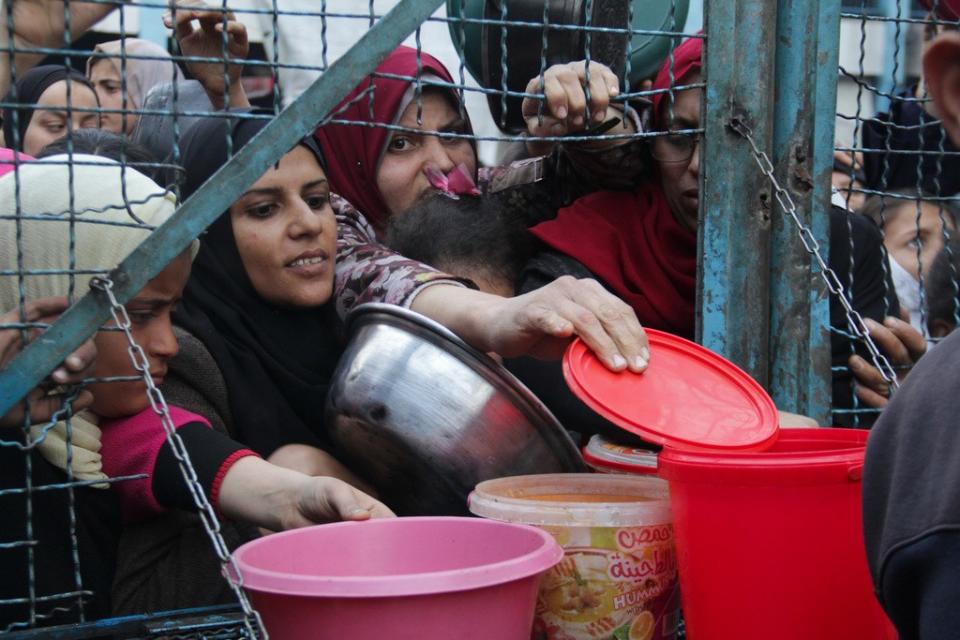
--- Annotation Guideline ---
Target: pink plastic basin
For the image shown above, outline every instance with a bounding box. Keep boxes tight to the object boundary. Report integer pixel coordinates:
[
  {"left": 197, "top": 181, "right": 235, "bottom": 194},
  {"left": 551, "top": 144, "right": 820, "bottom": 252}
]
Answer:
[{"left": 231, "top": 516, "right": 563, "bottom": 639}]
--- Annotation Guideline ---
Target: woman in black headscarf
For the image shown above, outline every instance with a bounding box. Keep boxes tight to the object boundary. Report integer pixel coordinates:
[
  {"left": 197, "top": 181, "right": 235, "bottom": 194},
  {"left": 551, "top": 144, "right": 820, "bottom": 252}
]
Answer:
[
  {"left": 112, "top": 111, "right": 651, "bottom": 615},
  {"left": 167, "top": 114, "right": 653, "bottom": 468},
  {"left": 0, "top": 65, "right": 100, "bottom": 155},
  {"left": 172, "top": 115, "right": 346, "bottom": 460},
  {"left": 112, "top": 115, "right": 378, "bottom": 613}
]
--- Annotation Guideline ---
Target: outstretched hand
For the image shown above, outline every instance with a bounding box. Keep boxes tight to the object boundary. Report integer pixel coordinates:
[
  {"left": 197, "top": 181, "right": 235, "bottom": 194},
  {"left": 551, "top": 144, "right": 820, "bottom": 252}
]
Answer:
[
  {"left": 522, "top": 61, "right": 626, "bottom": 137},
  {"left": 287, "top": 476, "right": 395, "bottom": 529},
  {"left": 218, "top": 455, "right": 394, "bottom": 533},
  {"left": 0, "top": 1, "right": 119, "bottom": 95},
  {"left": 849, "top": 316, "right": 927, "bottom": 408},
  {"left": 412, "top": 277, "right": 649, "bottom": 374},
  {"left": 489, "top": 276, "right": 648, "bottom": 371},
  {"left": 164, "top": 1, "right": 250, "bottom": 108}
]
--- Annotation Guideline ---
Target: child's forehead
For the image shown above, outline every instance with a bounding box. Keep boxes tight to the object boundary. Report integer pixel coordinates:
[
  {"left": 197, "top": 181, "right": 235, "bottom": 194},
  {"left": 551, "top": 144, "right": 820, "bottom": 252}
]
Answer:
[
  {"left": 135, "top": 252, "right": 192, "bottom": 302},
  {"left": 883, "top": 201, "right": 951, "bottom": 234}
]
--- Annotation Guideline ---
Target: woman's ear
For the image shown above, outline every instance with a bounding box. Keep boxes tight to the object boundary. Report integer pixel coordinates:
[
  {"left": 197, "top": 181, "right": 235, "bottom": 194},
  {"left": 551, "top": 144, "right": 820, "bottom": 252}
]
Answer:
[{"left": 924, "top": 32, "right": 960, "bottom": 145}]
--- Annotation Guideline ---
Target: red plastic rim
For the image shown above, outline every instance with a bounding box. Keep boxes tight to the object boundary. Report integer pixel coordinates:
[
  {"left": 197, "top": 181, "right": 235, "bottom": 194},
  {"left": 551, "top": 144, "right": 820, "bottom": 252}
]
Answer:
[
  {"left": 658, "top": 428, "right": 868, "bottom": 485},
  {"left": 659, "top": 427, "right": 867, "bottom": 467},
  {"left": 563, "top": 330, "right": 779, "bottom": 452},
  {"left": 231, "top": 516, "right": 563, "bottom": 598}
]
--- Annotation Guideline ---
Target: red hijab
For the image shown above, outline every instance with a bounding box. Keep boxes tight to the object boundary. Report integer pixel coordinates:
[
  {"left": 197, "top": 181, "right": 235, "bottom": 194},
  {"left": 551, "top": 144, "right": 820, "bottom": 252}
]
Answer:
[
  {"left": 314, "top": 46, "right": 474, "bottom": 235},
  {"left": 529, "top": 37, "right": 703, "bottom": 338},
  {"left": 919, "top": 0, "right": 960, "bottom": 20}
]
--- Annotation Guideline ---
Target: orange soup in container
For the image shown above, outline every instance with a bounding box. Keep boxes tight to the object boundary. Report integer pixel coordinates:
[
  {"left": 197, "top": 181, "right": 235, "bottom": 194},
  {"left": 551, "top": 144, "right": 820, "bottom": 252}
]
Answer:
[
  {"left": 582, "top": 434, "right": 659, "bottom": 476},
  {"left": 470, "top": 474, "right": 679, "bottom": 640}
]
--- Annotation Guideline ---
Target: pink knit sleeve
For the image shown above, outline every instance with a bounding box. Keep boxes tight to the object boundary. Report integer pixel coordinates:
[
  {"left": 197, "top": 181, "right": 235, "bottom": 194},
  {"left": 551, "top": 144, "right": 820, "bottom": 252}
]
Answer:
[{"left": 100, "top": 406, "right": 211, "bottom": 522}]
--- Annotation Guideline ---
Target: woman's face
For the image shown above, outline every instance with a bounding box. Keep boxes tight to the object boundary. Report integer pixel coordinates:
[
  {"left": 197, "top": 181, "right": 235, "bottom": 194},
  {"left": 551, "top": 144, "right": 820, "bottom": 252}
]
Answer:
[
  {"left": 654, "top": 77, "right": 702, "bottom": 232},
  {"left": 376, "top": 90, "right": 475, "bottom": 216},
  {"left": 21, "top": 80, "right": 100, "bottom": 156},
  {"left": 230, "top": 145, "right": 338, "bottom": 308},
  {"left": 884, "top": 200, "right": 956, "bottom": 280},
  {"left": 89, "top": 60, "right": 138, "bottom": 134},
  {"left": 89, "top": 251, "right": 191, "bottom": 418}
]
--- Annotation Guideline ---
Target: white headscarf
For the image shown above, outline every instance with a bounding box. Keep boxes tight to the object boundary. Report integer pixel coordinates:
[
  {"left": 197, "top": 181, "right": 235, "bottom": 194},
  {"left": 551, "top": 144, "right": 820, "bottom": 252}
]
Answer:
[
  {"left": 0, "top": 155, "right": 195, "bottom": 484},
  {"left": 0, "top": 154, "right": 195, "bottom": 309}
]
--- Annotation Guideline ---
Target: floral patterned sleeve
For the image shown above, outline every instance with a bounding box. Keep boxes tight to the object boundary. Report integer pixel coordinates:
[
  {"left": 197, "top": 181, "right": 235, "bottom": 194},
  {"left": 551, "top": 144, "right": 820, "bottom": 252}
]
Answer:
[{"left": 333, "top": 194, "right": 474, "bottom": 318}]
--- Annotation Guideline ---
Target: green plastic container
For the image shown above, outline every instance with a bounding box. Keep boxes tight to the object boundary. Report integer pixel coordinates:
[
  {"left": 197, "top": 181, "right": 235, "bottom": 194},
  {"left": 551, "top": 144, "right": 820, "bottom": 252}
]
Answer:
[{"left": 446, "top": 0, "right": 690, "bottom": 131}]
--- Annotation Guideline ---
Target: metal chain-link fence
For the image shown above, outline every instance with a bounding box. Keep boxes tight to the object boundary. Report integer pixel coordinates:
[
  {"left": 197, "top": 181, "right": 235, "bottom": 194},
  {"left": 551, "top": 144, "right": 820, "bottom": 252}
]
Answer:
[
  {"left": 0, "top": 1, "right": 689, "bottom": 635},
  {"left": 833, "top": 0, "right": 959, "bottom": 426},
  {"left": 1, "top": 0, "right": 955, "bottom": 636}
]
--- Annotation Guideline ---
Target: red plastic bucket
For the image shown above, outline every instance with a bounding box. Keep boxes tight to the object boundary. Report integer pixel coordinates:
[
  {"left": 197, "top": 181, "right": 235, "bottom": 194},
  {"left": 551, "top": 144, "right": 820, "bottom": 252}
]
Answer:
[
  {"left": 231, "top": 517, "right": 563, "bottom": 639},
  {"left": 658, "top": 428, "right": 896, "bottom": 640}
]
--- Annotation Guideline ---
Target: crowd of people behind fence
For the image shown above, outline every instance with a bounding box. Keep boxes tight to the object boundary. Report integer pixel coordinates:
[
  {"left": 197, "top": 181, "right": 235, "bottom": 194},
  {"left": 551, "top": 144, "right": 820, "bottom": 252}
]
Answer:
[{"left": 0, "top": 1, "right": 959, "bottom": 638}]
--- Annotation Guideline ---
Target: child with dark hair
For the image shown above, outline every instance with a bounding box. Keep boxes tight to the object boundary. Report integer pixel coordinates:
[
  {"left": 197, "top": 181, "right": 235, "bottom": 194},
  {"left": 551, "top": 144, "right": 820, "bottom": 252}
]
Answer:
[
  {"left": 858, "top": 190, "right": 958, "bottom": 339},
  {"left": 37, "top": 128, "right": 176, "bottom": 187},
  {"left": 385, "top": 193, "right": 534, "bottom": 297},
  {"left": 387, "top": 192, "right": 630, "bottom": 441},
  {"left": 925, "top": 236, "right": 960, "bottom": 340}
]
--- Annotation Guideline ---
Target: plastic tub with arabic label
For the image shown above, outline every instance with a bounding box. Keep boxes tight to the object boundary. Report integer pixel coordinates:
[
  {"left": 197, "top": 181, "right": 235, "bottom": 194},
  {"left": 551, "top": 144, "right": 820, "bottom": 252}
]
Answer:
[{"left": 469, "top": 473, "right": 679, "bottom": 640}]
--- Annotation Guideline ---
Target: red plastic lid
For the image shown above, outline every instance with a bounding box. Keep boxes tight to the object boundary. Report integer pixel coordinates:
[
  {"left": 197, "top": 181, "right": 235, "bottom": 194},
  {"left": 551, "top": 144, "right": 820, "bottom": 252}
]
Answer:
[{"left": 563, "top": 330, "right": 778, "bottom": 452}]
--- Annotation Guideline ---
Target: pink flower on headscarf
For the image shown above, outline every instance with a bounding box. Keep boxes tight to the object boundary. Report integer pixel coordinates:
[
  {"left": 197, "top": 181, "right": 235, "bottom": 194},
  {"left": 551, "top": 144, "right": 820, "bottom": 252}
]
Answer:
[{"left": 424, "top": 163, "right": 481, "bottom": 199}]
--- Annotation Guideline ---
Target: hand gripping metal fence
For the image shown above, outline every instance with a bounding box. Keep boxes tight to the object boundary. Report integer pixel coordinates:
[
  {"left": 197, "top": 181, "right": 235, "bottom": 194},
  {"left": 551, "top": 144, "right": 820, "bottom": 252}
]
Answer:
[
  {"left": 832, "top": 0, "right": 960, "bottom": 426},
  {"left": 729, "top": 116, "right": 900, "bottom": 390}
]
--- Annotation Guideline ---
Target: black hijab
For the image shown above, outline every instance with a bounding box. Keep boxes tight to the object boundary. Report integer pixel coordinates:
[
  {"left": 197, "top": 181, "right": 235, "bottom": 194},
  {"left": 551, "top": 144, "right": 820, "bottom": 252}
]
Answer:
[
  {"left": 1, "top": 65, "right": 96, "bottom": 152},
  {"left": 173, "top": 114, "right": 341, "bottom": 456}
]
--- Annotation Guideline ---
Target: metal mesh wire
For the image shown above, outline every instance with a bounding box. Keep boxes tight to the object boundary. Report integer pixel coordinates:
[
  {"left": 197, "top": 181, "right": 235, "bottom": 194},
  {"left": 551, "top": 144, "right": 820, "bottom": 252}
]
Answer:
[
  {"left": 833, "top": 0, "right": 960, "bottom": 426},
  {"left": 0, "top": 0, "right": 695, "bottom": 634},
  {"left": 6, "top": 0, "right": 947, "bottom": 634}
]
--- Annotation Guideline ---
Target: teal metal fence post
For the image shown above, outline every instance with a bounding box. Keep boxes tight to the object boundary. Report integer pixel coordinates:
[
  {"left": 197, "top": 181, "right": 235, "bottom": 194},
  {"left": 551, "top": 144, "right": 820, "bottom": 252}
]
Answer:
[
  {"left": 700, "top": 0, "right": 837, "bottom": 421},
  {"left": 699, "top": 0, "right": 779, "bottom": 383},
  {"left": 768, "top": 0, "right": 840, "bottom": 424},
  {"left": 874, "top": 0, "right": 909, "bottom": 114},
  {"left": 0, "top": 0, "right": 446, "bottom": 416}
]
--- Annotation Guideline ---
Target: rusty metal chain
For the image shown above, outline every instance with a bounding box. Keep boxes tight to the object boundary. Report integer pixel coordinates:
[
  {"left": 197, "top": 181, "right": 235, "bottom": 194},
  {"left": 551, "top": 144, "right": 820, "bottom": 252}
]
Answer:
[
  {"left": 728, "top": 118, "right": 900, "bottom": 390},
  {"left": 89, "top": 276, "right": 267, "bottom": 640}
]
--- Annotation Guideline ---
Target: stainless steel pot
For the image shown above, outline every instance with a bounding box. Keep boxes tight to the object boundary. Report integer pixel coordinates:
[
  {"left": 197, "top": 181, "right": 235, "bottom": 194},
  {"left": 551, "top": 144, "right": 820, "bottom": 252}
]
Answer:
[{"left": 326, "top": 303, "right": 585, "bottom": 516}]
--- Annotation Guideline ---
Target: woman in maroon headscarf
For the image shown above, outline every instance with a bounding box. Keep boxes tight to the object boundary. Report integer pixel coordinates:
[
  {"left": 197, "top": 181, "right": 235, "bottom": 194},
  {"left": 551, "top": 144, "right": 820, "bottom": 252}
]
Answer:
[
  {"left": 314, "top": 45, "right": 644, "bottom": 237},
  {"left": 521, "top": 35, "right": 925, "bottom": 427},
  {"left": 522, "top": 37, "right": 702, "bottom": 339}
]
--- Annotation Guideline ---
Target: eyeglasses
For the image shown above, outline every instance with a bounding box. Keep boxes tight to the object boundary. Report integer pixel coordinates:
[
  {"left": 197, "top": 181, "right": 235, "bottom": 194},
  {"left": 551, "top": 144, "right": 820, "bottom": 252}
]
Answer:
[{"left": 651, "top": 131, "right": 702, "bottom": 164}]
